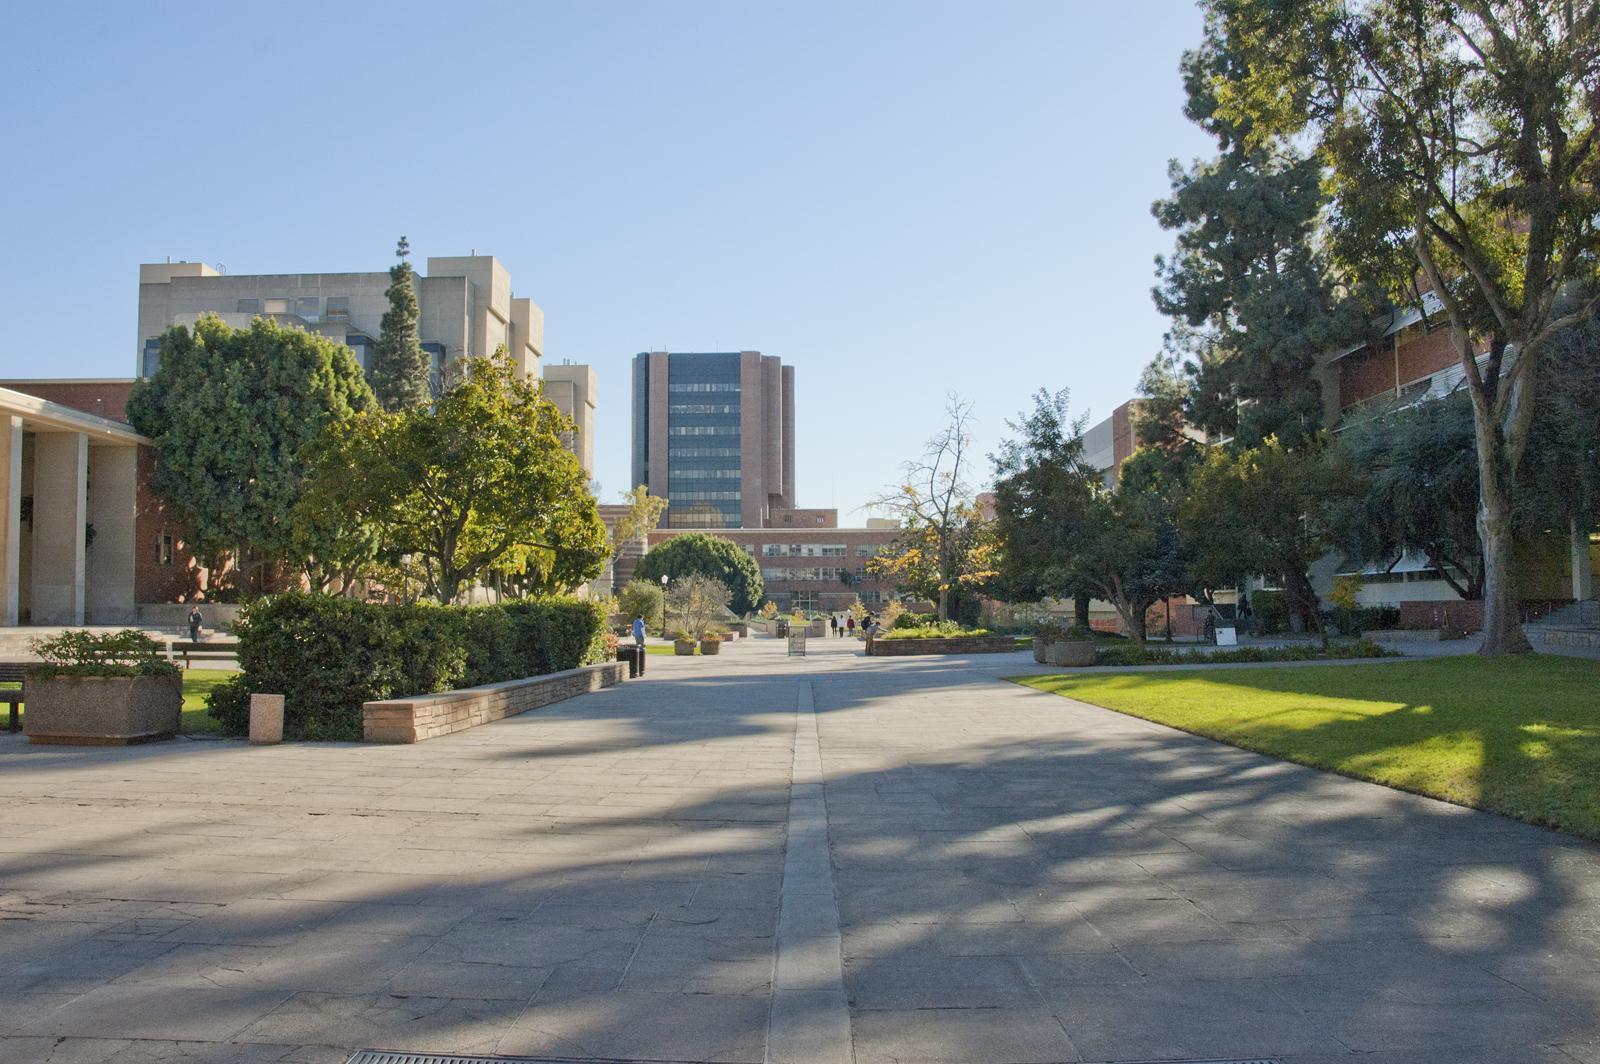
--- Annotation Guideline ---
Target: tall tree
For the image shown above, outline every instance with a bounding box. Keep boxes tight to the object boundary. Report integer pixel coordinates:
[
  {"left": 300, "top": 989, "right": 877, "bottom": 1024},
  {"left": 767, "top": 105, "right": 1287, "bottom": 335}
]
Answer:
[
  {"left": 611, "top": 486, "right": 669, "bottom": 563},
  {"left": 635, "top": 532, "right": 765, "bottom": 616},
  {"left": 869, "top": 395, "right": 987, "bottom": 621},
  {"left": 299, "top": 348, "right": 606, "bottom": 604},
  {"left": 370, "top": 236, "right": 433, "bottom": 412},
  {"left": 126, "top": 314, "right": 375, "bottom": 591},
  {"left": 1153, "top": 29, "right": 1375, "bottom": 449},
  {"left": 1201, "top": 0, "right": 1600, "bottom": 653}
]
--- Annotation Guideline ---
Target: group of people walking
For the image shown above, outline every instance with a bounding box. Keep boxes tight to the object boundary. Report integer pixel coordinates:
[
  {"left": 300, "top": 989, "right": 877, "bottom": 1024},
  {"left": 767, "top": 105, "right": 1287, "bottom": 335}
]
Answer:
[{"left": 828, "top": 614, "right": 864, "bottom": 638}]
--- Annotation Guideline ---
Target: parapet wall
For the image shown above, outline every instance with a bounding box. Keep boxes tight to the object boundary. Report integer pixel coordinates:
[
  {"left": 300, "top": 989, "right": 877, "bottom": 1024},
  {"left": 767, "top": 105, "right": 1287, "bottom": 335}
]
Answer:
[{"left": 363, "top": 661, "right": 625, "bottom": 743}]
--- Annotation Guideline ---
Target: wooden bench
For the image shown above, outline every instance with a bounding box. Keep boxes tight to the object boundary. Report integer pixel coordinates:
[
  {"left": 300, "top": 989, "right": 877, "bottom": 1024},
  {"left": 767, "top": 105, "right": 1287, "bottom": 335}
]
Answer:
[{"left": 0, "top": 662, "right": 24, "bottom": 733}]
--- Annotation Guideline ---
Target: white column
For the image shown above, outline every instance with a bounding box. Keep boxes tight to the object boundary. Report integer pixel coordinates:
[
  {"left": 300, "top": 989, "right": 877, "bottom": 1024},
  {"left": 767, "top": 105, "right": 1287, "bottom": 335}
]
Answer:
[
  {"left": 31, "top": 431, "right": 88, "bottom": 625},
  {"left": 0, "top": 416, "right": 20, "bottom": 625},
  {"left": 1574, "top": 518, "right": 1595, "bottom": 602}
]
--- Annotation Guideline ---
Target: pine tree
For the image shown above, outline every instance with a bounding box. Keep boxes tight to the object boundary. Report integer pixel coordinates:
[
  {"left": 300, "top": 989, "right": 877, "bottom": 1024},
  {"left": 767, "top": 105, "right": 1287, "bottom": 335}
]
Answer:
[{"left": 370, "top": 236, "right": 432, "bottom": 412}]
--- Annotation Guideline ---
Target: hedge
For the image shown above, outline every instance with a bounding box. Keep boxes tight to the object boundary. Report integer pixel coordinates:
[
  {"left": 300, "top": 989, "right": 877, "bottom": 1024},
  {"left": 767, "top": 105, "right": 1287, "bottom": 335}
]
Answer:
[
  {"left": 1092, "top": 639, "right": 1393, "bottom": 667},
  {"left": 207, "top": 591, "right": 609, "bottom": 740}
]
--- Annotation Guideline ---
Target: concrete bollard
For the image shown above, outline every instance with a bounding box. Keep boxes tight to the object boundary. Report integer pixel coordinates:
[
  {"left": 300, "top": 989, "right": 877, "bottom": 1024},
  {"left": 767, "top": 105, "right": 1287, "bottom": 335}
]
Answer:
[{"left": 249, "top": 694, "right": 285, "bottom": 745}]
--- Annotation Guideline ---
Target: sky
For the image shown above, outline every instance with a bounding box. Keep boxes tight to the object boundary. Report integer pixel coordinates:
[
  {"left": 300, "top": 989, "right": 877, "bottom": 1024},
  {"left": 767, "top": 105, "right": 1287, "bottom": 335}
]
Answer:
[{"left": 0, "top": 0, "right": 1213, "bottom": 521}]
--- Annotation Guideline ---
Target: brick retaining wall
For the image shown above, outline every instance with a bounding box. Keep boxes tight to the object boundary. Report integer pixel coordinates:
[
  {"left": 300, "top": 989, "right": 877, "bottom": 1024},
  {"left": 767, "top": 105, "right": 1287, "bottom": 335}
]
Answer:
[
  {"left": 866, "top": 635, "right": 1018, "bottom": 656},
  {"left": 363, "top": 661, "right": 626, "bottom": 743}
]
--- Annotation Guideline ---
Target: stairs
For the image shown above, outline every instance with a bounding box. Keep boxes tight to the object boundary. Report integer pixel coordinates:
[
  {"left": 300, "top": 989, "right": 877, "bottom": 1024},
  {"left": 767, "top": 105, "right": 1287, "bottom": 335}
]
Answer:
[{"left": 1528, "top": 598, "right": 1600, "bottom": 659}]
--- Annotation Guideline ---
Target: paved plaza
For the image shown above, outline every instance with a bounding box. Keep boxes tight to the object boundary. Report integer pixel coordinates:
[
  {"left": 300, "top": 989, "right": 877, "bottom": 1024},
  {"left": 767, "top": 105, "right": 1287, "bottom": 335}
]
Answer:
[{"left": 3, "top": 637, "right": 1600, "bottom": 1062}]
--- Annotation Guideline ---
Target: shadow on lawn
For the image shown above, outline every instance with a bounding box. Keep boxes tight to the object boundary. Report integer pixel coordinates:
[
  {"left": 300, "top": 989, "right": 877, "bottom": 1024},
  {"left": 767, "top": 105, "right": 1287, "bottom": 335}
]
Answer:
[{"left": 2, "top": 647, "right": 1599, "bottom": 1059}]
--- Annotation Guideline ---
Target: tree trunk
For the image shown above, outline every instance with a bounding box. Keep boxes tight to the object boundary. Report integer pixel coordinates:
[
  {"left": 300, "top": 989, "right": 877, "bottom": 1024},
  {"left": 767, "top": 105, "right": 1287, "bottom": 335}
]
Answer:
[
  {"left": 1073, "top": 592, "right": 1090, "bottom": 629},
  {"left": 1477, "top": 470, "right": 1531, "bottom": 654},
  {"left": 937, "top": 585, "right": 950, "bottom": 623}
]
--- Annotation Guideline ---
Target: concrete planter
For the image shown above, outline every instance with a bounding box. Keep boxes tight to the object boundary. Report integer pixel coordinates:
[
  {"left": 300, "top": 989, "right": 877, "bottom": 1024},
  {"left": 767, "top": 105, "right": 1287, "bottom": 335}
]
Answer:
[
  {"left": 1041, "top": 640, "right": 1097, "bottom": 667},
  {"left": 674, "top": 640, "right": 696, "bottom": 656},
  {"left": 699, "top": 638, "right": 722, "bottom": 655},
  {"left": 23, "top": 673, "right": 182, "bottom": 745},
  {"left": 866, "top": 635, "right": 1018, "bottom": 656}
]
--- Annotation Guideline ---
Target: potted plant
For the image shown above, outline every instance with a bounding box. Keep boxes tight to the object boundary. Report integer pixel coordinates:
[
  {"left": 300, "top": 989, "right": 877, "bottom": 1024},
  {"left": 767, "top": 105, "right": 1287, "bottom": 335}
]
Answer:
[
  {"left": 666, "top": 574, "right": 733, "bottom": 657},
  {"left": 672, "top": 630, "right": 697, "bottom": 655},
  {"left": 24, "top": 629, "right": 183, "bottom": 745},
  {"left": 1036, "top": 622, "right": 1097, "bottom": 667},
  {"left": 699, "top": 631, "right": 722, "bottom": 655}
]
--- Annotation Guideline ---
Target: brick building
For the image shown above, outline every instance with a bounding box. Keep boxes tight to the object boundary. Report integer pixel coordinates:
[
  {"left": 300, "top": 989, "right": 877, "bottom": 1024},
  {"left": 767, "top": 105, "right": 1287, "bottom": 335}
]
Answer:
[{"left": 647, "top": 520, "right": 900, "bottom": 613}]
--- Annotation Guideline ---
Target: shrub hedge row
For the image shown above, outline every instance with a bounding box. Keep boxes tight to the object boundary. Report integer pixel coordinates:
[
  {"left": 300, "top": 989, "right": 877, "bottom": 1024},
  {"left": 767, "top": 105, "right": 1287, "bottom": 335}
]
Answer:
[
  {"left": 1093, "top": 639, "right": 1393, "bottom": 667},
  {"left": 207, "top": 591, "right": 609, "bottom": 741}
]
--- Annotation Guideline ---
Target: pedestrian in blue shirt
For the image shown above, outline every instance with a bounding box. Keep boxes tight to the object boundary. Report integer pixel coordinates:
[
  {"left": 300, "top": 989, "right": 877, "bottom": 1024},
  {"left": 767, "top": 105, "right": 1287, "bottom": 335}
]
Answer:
[{"left": 632, "top": 616, "right": 647, "bottom": 649}]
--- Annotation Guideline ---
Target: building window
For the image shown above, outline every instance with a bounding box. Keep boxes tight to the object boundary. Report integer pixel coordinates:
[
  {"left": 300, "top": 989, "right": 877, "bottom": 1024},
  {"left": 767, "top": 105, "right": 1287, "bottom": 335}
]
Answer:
[
  {"left": 263, "top": 298, "right": 290, "bottom": 315},
  {"left": 325, "top": 297, "right": 350, "bottom": 322},
  {"left": 236, "top": 298, "right": 261, "bottom": 314},
  {"left": 156, "top": 532, "right": 173, "bottom": 566}
]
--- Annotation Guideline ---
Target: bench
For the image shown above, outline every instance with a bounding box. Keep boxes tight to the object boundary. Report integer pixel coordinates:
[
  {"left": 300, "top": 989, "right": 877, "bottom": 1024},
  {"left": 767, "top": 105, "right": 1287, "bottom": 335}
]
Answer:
[
  {"left": 163, "top": 640, "right": 239, "bottom": 668},
  {"left": 0, "top": 662, "right": 24, "bottom": 733}
]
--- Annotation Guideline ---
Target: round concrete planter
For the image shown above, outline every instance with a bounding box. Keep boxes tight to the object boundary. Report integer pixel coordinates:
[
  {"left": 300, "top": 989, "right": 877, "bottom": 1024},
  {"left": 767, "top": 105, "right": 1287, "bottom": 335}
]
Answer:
[
  {"left": 23, "top": 672, "right": 182, "bottom": 745},
  {"left": 699, "top": 638, "right": 722, "bottom": 655},
  {"left": 1040, "top": 640, "right": 1097, "bottom": 667},
  {"left": 673, "top": 640, "right": 696, "bottom": 656}
]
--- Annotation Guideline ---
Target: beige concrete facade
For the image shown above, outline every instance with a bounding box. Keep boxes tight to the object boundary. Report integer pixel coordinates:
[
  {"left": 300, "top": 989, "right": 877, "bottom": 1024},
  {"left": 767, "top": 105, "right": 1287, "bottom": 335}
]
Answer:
[
  {"left": 542, "top": 363, "right": 596, "bottom": 477},
  {"left": 0, "top": 388, "right": 146, "bottom": 625},
  {"left": 138, "top": 254, "right": 589, "bottom": 468}
]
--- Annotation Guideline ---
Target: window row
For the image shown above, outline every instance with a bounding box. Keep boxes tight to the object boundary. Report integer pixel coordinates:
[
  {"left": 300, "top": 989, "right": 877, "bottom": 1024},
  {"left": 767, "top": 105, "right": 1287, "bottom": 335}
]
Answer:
[
  {"left": 668, "top": 382, "right": 740, "bottom": 393},
  {"left": 761, "top": 543, "right": 848, "bottom": 557},
  {"left": 671, "top": 490, "right": 742, "bottom": 501},
  {"left": 667, "top": 403, "right": 739, "bottom": 415},
  {"left": 668, "top": 426, "right": 741, "bottom": 437},
  {"left": 669, "top": 447, "right": 741, "bottom": 458},
  {"left": 669, "top": 468, "right": 742, "bottom": 480}
]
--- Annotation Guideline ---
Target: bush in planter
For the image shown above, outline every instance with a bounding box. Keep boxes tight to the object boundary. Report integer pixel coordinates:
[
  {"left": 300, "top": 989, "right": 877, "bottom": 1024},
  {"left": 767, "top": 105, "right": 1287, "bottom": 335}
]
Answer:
[
  {"left": 877, "top": 621, "right": 991, "bottom": 639},
  {"left": 207, "top": 592, "right": 607, "bottom": 741},
  {"left": 892, "top": 611, "right": 936, "bottom": 630},
  {"left": 26, "top": 630, "right": 182, "bottom": 743}
]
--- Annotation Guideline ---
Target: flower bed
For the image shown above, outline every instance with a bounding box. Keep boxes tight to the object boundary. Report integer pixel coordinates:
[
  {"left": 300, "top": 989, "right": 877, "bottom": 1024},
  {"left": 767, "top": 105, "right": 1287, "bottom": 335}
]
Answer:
[{"left": 867, "top": 634, "right": 1017, "bottom": 656}]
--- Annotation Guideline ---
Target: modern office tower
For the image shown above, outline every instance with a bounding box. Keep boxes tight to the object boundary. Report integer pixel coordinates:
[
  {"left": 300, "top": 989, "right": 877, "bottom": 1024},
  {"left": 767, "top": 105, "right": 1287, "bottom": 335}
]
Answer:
[
  {"left": 631, "top": 351, "right": 795, "bottom": 529},
  {"left": 136, "top": 255, "right": 596, "bottom": 474}
]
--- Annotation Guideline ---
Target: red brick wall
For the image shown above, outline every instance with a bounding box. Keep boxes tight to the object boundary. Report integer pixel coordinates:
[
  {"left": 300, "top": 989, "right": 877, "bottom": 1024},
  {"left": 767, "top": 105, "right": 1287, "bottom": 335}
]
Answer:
[
  {"left": 1339, "top": 343, "right": 1397, "bottom": 409},
  {"left": 1, "top": 380, "right": 134, "bottom": 422},
  {"left": 1396, "top": 325, "right": 1459, "bottom": 384}
]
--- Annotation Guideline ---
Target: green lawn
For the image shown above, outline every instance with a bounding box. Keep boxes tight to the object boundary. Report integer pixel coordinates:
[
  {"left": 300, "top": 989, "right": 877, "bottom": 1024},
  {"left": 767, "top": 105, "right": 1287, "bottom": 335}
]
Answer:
[
  {"left": 3, "top": 669, "right": 233, "bottom": 737},
  {"left": 1014, "top": 655, "right": 1600, "bottom": 840}
]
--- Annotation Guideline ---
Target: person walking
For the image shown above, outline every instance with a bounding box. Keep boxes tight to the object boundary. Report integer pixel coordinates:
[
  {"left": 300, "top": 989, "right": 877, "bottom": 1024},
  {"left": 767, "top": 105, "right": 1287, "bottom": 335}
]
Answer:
[
  {"left": 187, "top": 605, "right": 204, "bottom": 642},
  {"left": 829, "top": 615, "right": 838, "bottom": 637},
  {"left": 846, "top": 615, "right": 856, "bottom": 639},
  {"left": 1237, "top": 592, "right": 1254, "bottom": 637},
  {"left": 632, "top": 615, "right": 647, "bottom": 650}
]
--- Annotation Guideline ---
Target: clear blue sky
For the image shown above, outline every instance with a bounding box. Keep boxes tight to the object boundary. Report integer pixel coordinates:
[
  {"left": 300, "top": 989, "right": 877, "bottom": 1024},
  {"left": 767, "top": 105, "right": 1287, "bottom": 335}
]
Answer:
[{"left": 1, "top": 0, "right": 1211, "bottom": 519}]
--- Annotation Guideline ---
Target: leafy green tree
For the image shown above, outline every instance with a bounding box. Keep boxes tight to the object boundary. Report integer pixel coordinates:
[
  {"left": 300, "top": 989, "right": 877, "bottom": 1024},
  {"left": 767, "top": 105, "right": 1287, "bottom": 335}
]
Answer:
[
  {"left": 1183, "top": 437, "right": 1339, "bottom": 644},
  {"left": 1199, "top": 0, "right": 1600, "bottom": 653},
  {"left": 126, "top": 314, "right": 375, "bottom": 591},
  {"left": 1152, "top": 28, "right": 1375, "bottom": 450},
  {"left": 1331, "top": 395, "right": 1484, "bottom": 600},
  {"left": 635, "top": 532, "right": 764, "bottom": 616},
  {"left": 618, "top": 578, "right": 665, "bottom": 631},
  {"left": 369, "top": 236, "right": 433, "bottom": 412},
  {"left": 299, "top": 348, "right": 606, "bottom": 604},
  {"left": 611, "top": 485, "right": 668, "bottom": 565}
]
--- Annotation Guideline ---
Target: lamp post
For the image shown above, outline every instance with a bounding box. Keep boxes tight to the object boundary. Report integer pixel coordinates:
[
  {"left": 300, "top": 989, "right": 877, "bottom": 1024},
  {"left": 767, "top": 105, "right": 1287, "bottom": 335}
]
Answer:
[{"left": 659, "top": 573, "right": 669, "bottom": 637}]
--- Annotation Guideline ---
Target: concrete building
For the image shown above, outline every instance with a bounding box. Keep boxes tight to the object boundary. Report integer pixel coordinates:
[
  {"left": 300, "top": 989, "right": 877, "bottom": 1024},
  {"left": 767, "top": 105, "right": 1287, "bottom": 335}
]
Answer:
[
  {"left": 631, "top": 351, "right": 795, "bottom": 529},
  {"left": 647, "top": 524, "right": 900, "bottom": 613},
  {"left": 0, "top": 385, "right": 149, "bottom": 625},
  {"left": 542, "top": 363, "right": 597, "bottom": 478},
  {"left": 137, "top": 255, "right": 596, "bottom": 475}
]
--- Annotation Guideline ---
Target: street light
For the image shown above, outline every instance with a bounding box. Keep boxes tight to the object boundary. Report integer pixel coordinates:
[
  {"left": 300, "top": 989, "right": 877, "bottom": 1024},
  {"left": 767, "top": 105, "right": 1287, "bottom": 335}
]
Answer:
[{"left": 659, "top": 573, "right": 669, "bottom": 637}]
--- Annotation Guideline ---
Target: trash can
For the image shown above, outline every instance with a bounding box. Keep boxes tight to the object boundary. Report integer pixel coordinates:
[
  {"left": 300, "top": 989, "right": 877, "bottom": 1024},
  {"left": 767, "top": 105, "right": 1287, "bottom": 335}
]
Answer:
[{"left": 617, "top": 645, "right": 641, "bottom": 679}]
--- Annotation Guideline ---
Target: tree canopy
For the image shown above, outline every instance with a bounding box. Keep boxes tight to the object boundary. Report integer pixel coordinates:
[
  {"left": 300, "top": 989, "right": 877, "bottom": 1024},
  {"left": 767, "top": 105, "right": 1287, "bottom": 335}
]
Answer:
[
  {"left": 1196, "top": 0, "right": 1600, "bottom": 652},
  {"left": 635, "top": 532, "right": 764, "bottom": 616},
  {"left": 126, "top": 314, "right": 375, "bottom": 590},
  {"left": 299, "top": 348, "right": 606, "bottom": 604}
]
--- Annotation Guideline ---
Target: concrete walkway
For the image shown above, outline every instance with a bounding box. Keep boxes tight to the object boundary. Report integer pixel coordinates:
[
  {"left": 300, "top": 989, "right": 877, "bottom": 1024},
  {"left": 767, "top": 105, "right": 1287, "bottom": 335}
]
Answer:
[{"left": 2, "top": 638, "right": 1598, "bottom": 1062}]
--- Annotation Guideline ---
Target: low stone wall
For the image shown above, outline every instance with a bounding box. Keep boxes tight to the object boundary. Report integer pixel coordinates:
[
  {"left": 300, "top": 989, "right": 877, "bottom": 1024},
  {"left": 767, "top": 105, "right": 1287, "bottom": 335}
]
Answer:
[
  {"left": 866, "top": 635, "right": 1018, "bottom": 656},
  {"left": 1535, "top": 626, "right": 1600, "bottom": 652},
  {"left": 363, "top": 661, "right": 626, "bottom": 743}
]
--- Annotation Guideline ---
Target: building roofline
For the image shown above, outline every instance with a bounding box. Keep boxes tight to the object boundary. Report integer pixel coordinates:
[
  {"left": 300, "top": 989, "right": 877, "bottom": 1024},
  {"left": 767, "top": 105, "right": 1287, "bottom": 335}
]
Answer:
[{"left": 0, "top": 387, "right": 148, "bottom": 444}]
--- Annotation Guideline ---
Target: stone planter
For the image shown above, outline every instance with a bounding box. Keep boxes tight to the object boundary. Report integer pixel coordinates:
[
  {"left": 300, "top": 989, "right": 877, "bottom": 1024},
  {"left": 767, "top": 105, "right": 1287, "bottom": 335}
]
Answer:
[
  {"left": 23, "top": 673, "right": 182, "bottom": 745},
  {"left": 1041, "top": 640, "right": 1097, "bottom": 667},
  {"left": 699, "top": 638, "right": 722, "bottom": 655},
  {"left": 674, "top": 640, "right": 696, "bottom": 656}
]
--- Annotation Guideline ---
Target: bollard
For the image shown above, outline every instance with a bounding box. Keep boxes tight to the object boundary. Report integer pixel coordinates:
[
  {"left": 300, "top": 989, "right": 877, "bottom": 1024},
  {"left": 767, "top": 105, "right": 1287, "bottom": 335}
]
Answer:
[{"left": 249, "top": 693, "right": 285, "bottom": 744}]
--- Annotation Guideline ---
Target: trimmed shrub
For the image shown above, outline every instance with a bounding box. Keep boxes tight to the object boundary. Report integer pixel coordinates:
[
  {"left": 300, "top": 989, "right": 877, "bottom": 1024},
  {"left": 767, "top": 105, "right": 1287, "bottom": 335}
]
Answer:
[
  {"left": 208, "top": 591, "right": 608, "bottom": 741},
  {"left": 879, "top": 621, "right": 990, "bottom": 640},
  {"left": 1250, "top": 590, "right": 1289, "bottom": 634},
  {"left": 892, "top": 611, "right": 936, "bottom": 630},
  {"left": 1092, "top": 639, "right": 1393, "bottom": 668}
]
